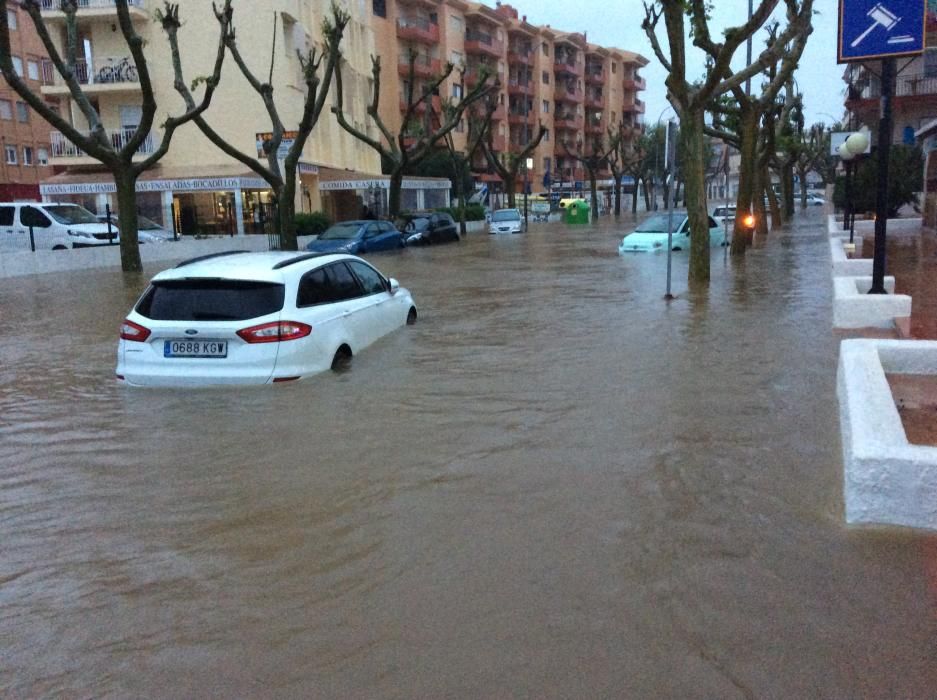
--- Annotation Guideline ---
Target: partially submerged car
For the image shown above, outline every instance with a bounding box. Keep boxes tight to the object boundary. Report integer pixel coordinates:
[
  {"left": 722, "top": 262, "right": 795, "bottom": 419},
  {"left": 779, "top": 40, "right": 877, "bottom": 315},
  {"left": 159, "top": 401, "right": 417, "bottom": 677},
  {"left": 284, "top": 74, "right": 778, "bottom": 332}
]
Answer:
[
  {"left": 96, "top": 213, "right": 174, "bottom": 243},
  {"left": 618, "top": 211, "right": 727, "bottom": 253},
  {"left": 488, "top": 208, "right": 525, "bottom": 234},
  {"left": 116, "top": 251, "right": 417, "bottom": 387},
  {"left": 399, "top": 211, "right": 459, "bottom": 246},
  {"left": 305, "top": 220, "right": 404, "bottom": 254}
]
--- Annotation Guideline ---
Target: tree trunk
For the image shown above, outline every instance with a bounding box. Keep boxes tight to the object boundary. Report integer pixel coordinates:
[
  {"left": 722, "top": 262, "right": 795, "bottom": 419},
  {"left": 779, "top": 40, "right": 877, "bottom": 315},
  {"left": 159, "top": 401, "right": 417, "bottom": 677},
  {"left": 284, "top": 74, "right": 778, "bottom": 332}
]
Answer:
[
  {"left": 681, "top": 108, "right": 710, "bottom": 284},
  {"left": 589, "top": 172, "right": 599, "bottom": 220},
  {"left": 632, "top": 182, "right": 639, "bottom": 214},
  {"left": 114, "top": 170, "right": 142, "bottom": 273},
  {"left": 505, "top": 174, "right": 517, "bottom": 207},
  {"left": 766, "top": 174, "right": 782, "bottom": 230},
  {"left": 752, "top": 166, "right": 769, "bottom": 239},
  {"left": 781, "top": 162, "right": 795, "bottom": 219},
  {"left": 388, "top": 169, "right": 404, "bottom": 218},
  {"left": 279, "top": 166, "right": 298, "bottom": 251},
  {"left": 799, "top": 167, "right": 809, "bottom": 210},
  {"left": 731, "top": 107, "right": 758, "bottom": 254},
  {"left": 613, "top": 176, "right": 622, "bottom": 216},
  {"left": 642, "top": 177, "right": 652, "bottom": 211}
]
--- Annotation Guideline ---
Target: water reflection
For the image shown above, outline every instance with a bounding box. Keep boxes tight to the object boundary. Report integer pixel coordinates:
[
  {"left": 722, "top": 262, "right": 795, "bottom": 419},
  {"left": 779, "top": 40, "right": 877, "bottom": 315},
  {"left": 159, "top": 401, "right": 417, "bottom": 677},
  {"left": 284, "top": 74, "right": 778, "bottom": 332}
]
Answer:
[{"left": 2, "top": 211, "right": 936, "bottom": 697}]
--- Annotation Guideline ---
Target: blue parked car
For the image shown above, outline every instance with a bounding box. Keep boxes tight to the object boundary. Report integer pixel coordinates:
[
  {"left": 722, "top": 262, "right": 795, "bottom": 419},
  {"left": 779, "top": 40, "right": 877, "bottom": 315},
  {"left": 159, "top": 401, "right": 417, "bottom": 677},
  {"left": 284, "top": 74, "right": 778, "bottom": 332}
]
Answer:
[{"left": 305, "top": 220, "right": 405, "bottom": 254}]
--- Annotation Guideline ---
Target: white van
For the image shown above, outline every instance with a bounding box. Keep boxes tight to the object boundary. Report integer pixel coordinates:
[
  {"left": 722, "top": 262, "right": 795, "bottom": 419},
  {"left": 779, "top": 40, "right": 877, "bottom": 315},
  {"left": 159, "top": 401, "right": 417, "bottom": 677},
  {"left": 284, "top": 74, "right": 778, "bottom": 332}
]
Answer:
[{"left": 0, "top": 202, "right": 119, "bottom": 251}]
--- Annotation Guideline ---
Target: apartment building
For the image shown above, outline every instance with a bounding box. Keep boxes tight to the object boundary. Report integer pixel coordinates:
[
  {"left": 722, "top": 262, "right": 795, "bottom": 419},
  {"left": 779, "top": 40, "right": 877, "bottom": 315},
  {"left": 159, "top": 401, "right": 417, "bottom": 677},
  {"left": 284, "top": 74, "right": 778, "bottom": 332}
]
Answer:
[
  {"left": 0, "top": 3, "right": 59, "bottom": 201},
  {"left": 371, "top": 0, "right": 648, "bottom": 203},
  {"left": 34, "top": 0, "right": 405, "bottom": 232}
]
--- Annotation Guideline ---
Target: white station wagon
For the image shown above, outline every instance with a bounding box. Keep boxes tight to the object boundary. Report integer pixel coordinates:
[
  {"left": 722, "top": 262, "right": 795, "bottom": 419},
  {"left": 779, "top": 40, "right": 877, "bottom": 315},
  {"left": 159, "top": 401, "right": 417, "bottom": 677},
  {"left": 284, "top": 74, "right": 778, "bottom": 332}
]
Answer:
[{"left": 117, "top": 251, "right": 417, "bottom": 387}]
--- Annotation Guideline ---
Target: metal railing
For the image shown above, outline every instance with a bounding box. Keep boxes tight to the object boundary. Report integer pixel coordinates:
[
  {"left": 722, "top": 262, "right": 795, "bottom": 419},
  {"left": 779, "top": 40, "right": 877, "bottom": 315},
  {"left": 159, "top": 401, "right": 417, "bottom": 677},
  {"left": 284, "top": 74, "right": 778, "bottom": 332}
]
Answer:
[
  {"left": 50, "top": 129, "right": 155, "bottom": 158},
  {"left": 46, "top": 56, "right": 139, "bottom": 86},
  {"left": 848, "top": 72, "right": 937, "bottom": 100}
]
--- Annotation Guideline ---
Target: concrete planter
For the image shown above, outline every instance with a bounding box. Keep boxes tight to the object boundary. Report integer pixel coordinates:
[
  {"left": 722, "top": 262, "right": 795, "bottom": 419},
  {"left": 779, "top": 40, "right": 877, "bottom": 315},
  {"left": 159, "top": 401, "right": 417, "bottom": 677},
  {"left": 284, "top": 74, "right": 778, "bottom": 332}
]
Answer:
[
  {"left": 838, "top": 339, "right": 937, "bottom": 531},
  {"left": 829, "top": 236, "right": 872, "bottom": 277},
  {"left": 833, "top": 275, "right": 910, "bottom": 329}
]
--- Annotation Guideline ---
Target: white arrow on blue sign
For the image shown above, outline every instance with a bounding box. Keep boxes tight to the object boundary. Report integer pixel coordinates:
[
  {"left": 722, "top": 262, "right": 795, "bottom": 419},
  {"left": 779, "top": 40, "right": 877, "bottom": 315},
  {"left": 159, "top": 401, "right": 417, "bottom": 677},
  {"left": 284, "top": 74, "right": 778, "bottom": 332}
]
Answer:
[{"left": 838, "top": 0, "right": 927, "bottom": 63}]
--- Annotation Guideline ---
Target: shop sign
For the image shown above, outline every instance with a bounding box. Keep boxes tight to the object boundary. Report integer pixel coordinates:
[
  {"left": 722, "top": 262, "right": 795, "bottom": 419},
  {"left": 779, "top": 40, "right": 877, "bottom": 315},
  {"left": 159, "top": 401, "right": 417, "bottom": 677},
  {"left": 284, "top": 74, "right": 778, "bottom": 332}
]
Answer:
[
  {"left": 298, "top": 162, "right": 319, "bottom": 175},
  {"left": 256, "top": 130, "right": 299, "bottom": 159},
  {"left": 41, "top": 177, "right": 270, "bottom": 196}
]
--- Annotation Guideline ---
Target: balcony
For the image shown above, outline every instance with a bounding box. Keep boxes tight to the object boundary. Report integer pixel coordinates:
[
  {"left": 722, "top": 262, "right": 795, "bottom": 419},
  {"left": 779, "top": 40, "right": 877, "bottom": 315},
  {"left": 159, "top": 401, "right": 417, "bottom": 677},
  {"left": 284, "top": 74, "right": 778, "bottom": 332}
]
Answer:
[
  {"left": 585, "top": 92, "right": 604, "bottom": 109},
  {"left": 399, "top": 95, "right": 441, "bottom": 116},
  {"left": 554, "top": 83, "right": 582, "bottom": 102},
  {"left": 846, "top": 71, "right": 937, "bottom": 103},
  {"left": 508, "top": 110, "right": 534, "bottom": 126},
  {"left": 465, "top": 29, "right": 503, "bottom": 58},
  {"left": 465, "top": 66, "right": 502, "bottom": 88},
  {"left": 507, "top": 79, "right": 532, "bottom": 96},
  {"left": 40, "top": 0, "right": 147, "bottom": 22},
  {"left": 490, "top": 103, "right": 506, "bottom": 121},
  {"left": 553, "top": 114, "right": 582, "bottom": 130},
  {"left": 398, "top": 55, "right": 441, "bottom": 79},
  {"left": 507, "top": 47, "right": 531, "bottom": 65},
  {"left": 396, "top": 16, "right": 440, "bottom": 44},
  {"left": 586, "top": 119, "right": 603, "bottom": 135},
  {"left": 585, "top": 67, "right": 605, "bottom": 84},
  {"left": 622, "top": 74, "right": 647, "bottom": 91},
  {"left": 50, "top": 128, "right": 155, "bottom": 163},
  {"left": 40, "top": 55, "right": 141, "bottom": 96},
  {"left": 634, "top": 98, "right": 645, "bottom": 114},
  {"left": 554, "top": 58, "right": 581, "bottom": 78}
]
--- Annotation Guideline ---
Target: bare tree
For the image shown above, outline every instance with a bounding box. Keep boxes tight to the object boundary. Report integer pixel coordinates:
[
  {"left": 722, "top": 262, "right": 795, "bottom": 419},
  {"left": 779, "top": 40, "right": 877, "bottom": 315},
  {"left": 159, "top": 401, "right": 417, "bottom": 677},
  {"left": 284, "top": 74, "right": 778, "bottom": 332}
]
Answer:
[
  {"left": 0, "top": 0, "right": 230, "bottom": 272},
  {"left": 563, "top": 134, "right": 615, "bottom": 220},
  {"left": 642, "top": 0, "right": 813, "bottom": 282},
  {"left": 332, "top": 50, "right": 497, "bottom": 218},
  {"left": 437, "top": 93, "right": 497, "bottom": 235},
  {"left": 479, "top": 121, "right": 545, "bottom": 209},
  {"left": 168, "top": 2, "right": 349, "bottom": 251}
]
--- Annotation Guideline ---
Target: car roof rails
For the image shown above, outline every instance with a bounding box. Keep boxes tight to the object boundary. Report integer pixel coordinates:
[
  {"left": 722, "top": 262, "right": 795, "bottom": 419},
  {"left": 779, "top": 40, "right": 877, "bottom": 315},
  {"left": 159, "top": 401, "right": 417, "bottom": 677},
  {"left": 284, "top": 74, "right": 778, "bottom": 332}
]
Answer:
[
  {"left": 271, "top": 252, "right": 329, "bottom": 270},
  {"left": 174, "top": 250, "right": 251, "bottom": 268}
]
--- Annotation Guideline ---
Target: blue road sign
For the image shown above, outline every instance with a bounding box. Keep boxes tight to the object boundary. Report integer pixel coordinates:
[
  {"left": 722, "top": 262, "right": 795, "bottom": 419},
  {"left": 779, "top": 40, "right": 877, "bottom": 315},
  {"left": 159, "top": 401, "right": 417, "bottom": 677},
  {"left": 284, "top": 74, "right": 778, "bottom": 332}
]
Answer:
[{"left": 838, "top": 0, "right": 926, "bottom": 63}]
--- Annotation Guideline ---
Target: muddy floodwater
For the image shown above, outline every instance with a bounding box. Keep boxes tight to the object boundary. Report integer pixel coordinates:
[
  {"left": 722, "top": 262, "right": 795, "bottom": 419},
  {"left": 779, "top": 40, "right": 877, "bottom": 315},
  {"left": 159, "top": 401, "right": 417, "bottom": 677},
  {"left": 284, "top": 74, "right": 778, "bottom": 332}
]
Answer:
[{"left": 2, "top": 211, "right": 937, "bottom": 697}]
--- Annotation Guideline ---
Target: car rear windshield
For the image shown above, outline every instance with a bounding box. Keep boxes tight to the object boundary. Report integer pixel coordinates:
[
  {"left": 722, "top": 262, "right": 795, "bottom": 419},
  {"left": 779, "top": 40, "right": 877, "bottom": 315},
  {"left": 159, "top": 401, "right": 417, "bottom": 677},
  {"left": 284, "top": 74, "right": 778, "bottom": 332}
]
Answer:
[
  {"left": 135, "top": 279, "right": 285, "bottom": 321},
  {"left": 491, "top": 210, "right": 520, "bottom": 222}
]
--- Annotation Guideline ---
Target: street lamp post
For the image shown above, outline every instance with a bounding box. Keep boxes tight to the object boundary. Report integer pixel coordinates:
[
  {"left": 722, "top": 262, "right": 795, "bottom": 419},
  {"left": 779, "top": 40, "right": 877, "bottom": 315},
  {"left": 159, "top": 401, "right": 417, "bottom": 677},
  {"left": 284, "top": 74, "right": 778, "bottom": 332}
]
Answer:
[
  {"left": 524, "top": 156, "right": 533, "bottom": 231},
  {"left": 838, "top": 130, "right": 870, "bottom": 246}
]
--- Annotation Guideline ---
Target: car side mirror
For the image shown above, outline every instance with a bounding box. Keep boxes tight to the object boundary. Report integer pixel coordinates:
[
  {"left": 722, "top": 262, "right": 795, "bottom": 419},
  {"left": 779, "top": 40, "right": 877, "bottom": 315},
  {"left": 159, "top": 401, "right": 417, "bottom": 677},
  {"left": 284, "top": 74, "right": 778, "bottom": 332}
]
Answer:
[{"left": 388, "top": 278, "right": 400, "bottom": 295}]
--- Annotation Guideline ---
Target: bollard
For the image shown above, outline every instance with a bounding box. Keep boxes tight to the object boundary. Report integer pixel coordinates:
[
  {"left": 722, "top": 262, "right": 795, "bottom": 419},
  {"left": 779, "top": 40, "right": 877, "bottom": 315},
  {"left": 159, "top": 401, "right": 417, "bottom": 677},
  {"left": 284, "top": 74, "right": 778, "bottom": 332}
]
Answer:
[{"left": 105, "top": 203, "right": 115, "bottom": 245}]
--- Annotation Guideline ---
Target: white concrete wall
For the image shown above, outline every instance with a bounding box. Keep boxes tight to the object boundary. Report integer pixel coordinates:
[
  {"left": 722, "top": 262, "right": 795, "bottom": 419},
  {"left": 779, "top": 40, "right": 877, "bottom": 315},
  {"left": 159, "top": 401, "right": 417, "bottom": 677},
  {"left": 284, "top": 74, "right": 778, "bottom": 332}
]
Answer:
[
  {"left": 830, "top": 236, "right": 872, "bottom": 277},
  {"left": 838, "top": 339, "right": 937, "bottom": 531},
  {"left": 833, "top": 276, "right": 910, "bottom": 329},
  {"left": 827, "top": 214, "right": 923, "bottom": 236}
]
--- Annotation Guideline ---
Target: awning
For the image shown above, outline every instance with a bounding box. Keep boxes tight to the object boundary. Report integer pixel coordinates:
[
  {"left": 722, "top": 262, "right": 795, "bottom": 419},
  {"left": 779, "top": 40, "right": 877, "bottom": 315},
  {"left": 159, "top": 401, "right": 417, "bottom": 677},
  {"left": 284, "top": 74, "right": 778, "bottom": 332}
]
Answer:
[
  {"left": 317, "top": 166, "right": 450, "bottom": 192},
  {"left": 40, "top": 164, "right": 271, "bottom": 195}
]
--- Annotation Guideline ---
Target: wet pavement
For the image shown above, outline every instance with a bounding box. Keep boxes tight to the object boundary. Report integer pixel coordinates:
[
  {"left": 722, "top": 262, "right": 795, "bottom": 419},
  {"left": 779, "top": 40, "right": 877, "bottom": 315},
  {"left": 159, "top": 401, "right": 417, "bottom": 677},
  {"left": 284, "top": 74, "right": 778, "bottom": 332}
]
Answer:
[{"left": 2, "top": 210, "right": 937, "bottom": 697}]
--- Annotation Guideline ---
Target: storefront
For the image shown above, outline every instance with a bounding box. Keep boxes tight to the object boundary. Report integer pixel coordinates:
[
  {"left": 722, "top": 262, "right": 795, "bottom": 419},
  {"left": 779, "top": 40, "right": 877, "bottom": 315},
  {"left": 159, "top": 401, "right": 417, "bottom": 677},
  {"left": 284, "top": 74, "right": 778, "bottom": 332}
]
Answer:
[
  {"left": 315, "top": 167, "right": 451, "bottom": 221},
  {"left": 39, "top": 167, "right": 273, "bottom": 236}
]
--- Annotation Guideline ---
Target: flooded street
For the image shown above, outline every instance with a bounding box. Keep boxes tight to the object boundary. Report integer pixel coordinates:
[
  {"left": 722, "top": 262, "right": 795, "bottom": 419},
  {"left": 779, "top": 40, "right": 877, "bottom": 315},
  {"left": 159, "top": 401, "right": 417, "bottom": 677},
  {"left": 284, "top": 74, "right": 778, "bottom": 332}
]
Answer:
[{"left": 3, "top": 211, "right": 937, "bottom": 697}]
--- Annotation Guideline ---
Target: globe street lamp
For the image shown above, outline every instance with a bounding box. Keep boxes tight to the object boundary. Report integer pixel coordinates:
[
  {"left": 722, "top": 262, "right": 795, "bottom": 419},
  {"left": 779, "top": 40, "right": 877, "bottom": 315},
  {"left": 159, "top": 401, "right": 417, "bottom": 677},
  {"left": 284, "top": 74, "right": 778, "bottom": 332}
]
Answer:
[{"left": 839, "top": 130, "right": 870, "bottom": 246}]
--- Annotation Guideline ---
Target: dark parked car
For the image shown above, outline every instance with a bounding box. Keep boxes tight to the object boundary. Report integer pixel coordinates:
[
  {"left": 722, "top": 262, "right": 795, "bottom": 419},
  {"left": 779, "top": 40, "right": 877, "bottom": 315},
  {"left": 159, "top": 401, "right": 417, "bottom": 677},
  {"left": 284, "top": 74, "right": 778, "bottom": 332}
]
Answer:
[
  {"left": 399, "top": 211, "right": 460, "bottom": 246},
  {"left": 305, "top": 220, "right": 404, "bottom": 254}
]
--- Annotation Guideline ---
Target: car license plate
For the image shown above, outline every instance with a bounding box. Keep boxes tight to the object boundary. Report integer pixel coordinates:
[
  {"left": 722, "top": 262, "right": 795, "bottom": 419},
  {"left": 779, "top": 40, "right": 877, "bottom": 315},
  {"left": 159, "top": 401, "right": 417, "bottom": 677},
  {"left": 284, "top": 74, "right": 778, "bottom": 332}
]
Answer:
[{"left": 164, "top": 339, "right": 228, "bottom": 358}]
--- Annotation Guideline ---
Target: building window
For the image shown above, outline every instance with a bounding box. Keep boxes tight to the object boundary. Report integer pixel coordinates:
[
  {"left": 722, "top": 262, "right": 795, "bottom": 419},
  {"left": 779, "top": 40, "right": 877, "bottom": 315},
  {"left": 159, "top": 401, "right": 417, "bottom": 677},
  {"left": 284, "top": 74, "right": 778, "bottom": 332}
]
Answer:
[
  {"left": 15, "top": 101, "right": 28, "bottom": 122},
  {"left": 542, "top": 42, "right": 549, "bottom": 57},
  {"left": 37, "top": 146, "right": 48, "bottom": 165},
  {"left": 543, "top": 129, "right": 550, "bottom": 142},
  {"left": 27, "top": 59, "right": 38, "bottom": 81},
  {"left": 372, "top": 0, "right": 386, "bottom": 18},
  {"left": 6, "top": 9, "right": 16, "bottom": 30},
  {"left": 450, "top": 15, "right": 463, "bottom": 33},
  {"left": 455, "top": 118, "right": 465, "bottom": 133},
  {"left": 611, "top": 62, "right": 617, "bottom": 74},
  {"left": 542, "top": 70, "right": 549, "bottom": 84},
  {"left": 452, "top": 83, "right": 463, "bottom": 99},
  {"left": 0, "top": 99, "right": 11, "bottom": 120},
  {"left": 22, "top": 146, "right": 32, "bottom": 165},
  {"left": 5, "top": 145, "right": 17, "bottom": 165},
  {"left": 543, "top": 157, "right": 551, "bottom": 173},
  {"left": 450, "top": 50, "right": 463, "bottom": 65},
  {"left": 542, "top": 100, "right": 549, "bottom": 113},
  {"left": 12, "top": 56, "right": 22, "bottom": 77}
]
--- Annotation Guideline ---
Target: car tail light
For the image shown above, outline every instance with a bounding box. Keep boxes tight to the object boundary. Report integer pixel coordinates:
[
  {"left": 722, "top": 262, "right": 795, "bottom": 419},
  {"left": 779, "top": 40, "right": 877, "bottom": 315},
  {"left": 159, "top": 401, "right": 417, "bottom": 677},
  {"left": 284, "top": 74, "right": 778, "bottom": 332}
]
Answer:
[
  {"left": 120, "top": 319, "right": 151, "bottom": 342},
  {"left": 237, "top": 321, "right": 312, "bottom": 344}
]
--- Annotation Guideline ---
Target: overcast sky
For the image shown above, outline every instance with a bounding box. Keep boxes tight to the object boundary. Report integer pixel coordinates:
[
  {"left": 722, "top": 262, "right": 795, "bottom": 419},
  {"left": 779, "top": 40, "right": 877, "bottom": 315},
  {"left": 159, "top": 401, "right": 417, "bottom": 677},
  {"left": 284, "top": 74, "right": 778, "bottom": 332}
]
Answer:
[{"left": 480, "top": 0, "right": 844, "bottom": 128}]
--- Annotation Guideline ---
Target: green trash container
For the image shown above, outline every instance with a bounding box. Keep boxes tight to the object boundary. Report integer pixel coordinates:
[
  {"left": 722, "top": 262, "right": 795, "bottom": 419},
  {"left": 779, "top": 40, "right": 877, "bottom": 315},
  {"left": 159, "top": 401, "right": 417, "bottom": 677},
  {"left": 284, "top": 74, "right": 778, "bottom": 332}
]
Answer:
[{"left": 564, "top": 199, "right": 590, "bottom": 225}]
